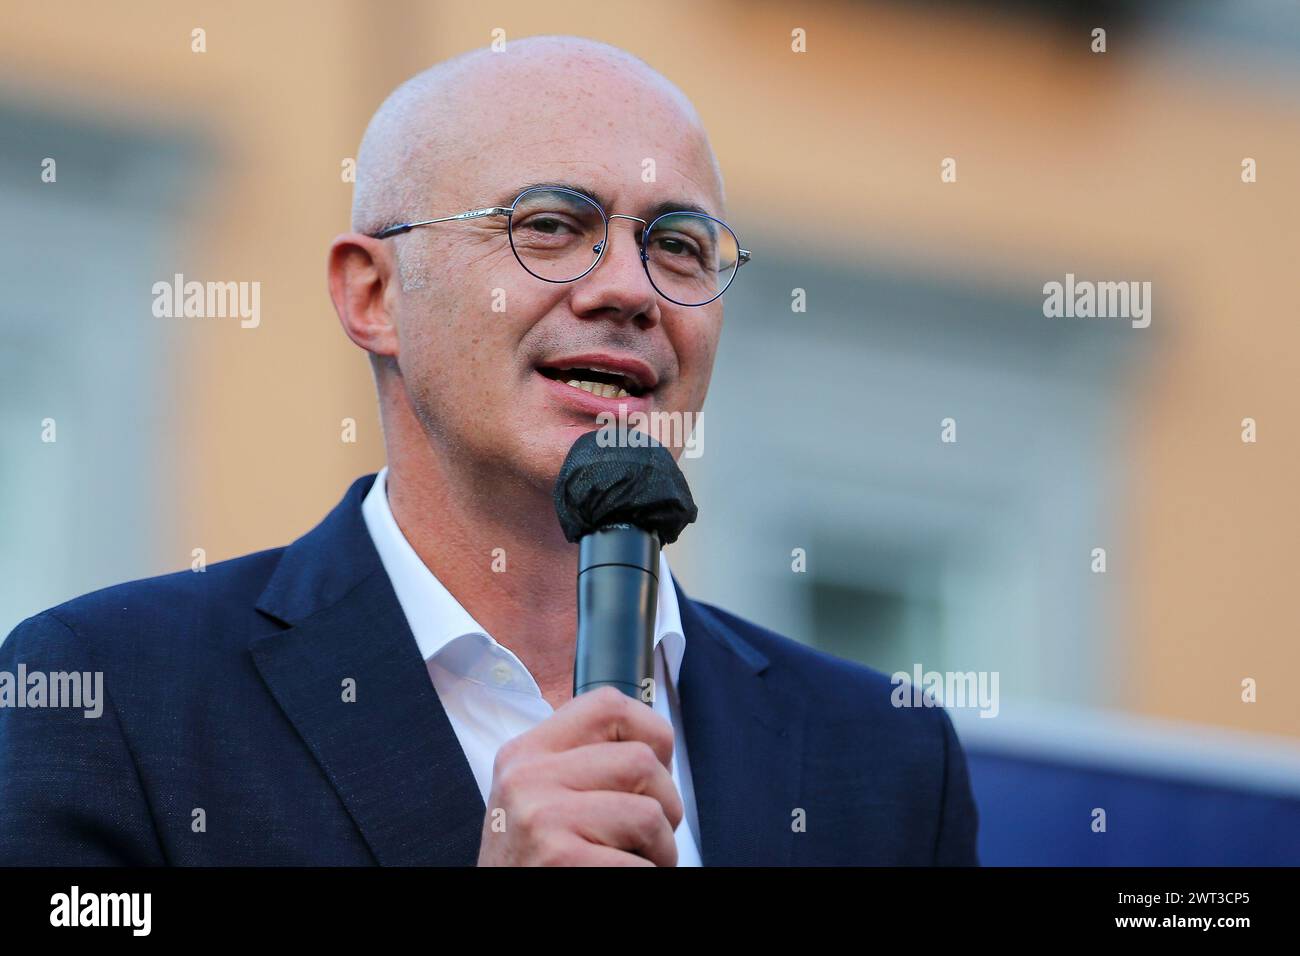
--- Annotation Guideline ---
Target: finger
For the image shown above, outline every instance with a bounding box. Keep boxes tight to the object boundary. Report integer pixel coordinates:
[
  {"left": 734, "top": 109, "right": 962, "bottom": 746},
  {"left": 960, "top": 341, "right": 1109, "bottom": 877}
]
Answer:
[
  {"left": 570, "top": 791, "right": 680, "bottom": 868},
  {"left": 546, "top": 741, "right": 684, "bottom": 831},
  {"left": 524, "top": 686, "right": 674, "bottom": 767},
  {"left": 543, "top": 839, "right": 657, "bottom": 867}
]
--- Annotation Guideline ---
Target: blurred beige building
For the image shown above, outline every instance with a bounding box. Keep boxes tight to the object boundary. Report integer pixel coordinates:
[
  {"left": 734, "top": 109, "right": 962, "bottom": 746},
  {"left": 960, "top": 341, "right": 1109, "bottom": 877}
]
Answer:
[{"left": 2, "top": 0, "right": 1297, "bottom": 744}]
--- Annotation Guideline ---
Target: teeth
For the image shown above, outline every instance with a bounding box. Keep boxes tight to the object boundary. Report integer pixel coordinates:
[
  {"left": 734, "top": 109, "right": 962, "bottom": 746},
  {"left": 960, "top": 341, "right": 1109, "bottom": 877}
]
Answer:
[{"left": 564, "top": 379, "right": 629, "bottom": 399}]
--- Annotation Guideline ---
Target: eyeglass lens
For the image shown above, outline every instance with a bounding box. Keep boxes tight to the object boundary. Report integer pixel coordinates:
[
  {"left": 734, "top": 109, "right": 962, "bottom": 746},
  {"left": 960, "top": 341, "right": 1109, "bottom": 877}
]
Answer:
[{"left": 507, "top": 187, "right": 741, "bottom": 306}]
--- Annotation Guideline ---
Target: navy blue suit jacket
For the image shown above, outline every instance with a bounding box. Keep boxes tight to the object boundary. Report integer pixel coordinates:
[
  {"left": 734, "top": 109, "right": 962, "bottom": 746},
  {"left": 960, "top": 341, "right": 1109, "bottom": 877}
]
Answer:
[{"left": 0, "top": 474, "right": 978, "bottom": 866}]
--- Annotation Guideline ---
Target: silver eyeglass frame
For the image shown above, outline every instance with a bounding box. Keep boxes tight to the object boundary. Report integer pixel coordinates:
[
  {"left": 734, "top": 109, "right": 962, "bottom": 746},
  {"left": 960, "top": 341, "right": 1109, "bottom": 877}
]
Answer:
[{"left": 368, "top": 185, "right": 752, "bottom": 307}]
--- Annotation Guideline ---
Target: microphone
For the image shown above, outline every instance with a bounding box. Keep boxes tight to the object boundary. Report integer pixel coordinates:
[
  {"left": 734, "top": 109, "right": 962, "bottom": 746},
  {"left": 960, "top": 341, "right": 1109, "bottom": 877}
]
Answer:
[{"left": 553, "top": 430, "right": 698, "bottom": 701}]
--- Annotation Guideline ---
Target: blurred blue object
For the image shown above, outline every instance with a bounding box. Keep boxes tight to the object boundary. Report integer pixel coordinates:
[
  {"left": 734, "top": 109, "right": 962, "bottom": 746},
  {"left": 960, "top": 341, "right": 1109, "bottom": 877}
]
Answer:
[{"left": 953, "top": 706, "right": 1300, "bottom": 866}]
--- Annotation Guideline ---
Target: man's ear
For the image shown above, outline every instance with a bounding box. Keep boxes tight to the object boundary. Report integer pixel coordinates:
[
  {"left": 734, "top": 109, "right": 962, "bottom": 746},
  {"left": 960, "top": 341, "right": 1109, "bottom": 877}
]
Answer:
[{"left": 327, "top": 233, "right": 400, "bottom": 361}]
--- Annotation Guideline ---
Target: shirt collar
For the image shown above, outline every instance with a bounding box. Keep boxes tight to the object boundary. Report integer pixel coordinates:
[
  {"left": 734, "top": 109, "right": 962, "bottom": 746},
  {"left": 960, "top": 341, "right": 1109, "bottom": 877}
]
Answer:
[{"left": 361, "top": 466, "right": 686, "bottom": 687}]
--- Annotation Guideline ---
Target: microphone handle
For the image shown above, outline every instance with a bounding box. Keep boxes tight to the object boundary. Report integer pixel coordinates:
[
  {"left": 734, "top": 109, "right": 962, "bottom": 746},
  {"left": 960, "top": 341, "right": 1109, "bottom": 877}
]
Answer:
[{"left": 573, "top": 524, "right": 660, "bottom": 701}]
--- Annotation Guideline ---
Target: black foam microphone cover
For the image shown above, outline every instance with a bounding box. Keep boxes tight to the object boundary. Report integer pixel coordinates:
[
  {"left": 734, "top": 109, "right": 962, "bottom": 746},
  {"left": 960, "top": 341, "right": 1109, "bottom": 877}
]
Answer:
[{"left": 553, "top": 430, "right": 698, "bottom": 544}]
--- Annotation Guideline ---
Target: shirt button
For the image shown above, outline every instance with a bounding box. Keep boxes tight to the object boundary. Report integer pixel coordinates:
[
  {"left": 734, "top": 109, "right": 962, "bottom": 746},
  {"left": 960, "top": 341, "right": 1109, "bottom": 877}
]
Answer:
[{"left": 490, "top": 661, "right": 512, "bottom": 686}]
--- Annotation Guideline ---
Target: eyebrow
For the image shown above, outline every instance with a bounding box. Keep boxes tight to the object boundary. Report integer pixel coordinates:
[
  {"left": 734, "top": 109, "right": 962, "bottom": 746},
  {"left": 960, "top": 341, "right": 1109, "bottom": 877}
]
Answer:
[{"left": 495, "top": 181, "right": 720, "bottom": 222}]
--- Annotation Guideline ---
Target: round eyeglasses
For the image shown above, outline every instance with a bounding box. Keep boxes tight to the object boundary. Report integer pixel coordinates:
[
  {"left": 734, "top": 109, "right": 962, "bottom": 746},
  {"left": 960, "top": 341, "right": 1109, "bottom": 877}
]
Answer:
[{"left": 370, "top": 185, "right": 752, "bottom": 307}]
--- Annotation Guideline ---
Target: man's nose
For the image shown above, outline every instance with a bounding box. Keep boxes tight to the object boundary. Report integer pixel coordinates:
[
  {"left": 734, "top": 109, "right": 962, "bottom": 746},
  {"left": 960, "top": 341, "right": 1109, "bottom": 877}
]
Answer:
[{"left": 568, "top": 216, "right": 662, "bottom": 328}]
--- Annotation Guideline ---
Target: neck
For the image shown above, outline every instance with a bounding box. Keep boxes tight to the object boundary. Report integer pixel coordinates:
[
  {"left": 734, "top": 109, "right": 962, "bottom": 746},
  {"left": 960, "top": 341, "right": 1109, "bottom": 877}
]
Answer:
[{"left": 381, "top": 404, "right": 580, "bottom": 707}]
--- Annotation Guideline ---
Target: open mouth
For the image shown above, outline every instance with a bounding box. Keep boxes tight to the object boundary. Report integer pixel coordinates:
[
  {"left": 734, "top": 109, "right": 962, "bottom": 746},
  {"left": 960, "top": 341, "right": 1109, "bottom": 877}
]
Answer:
[{"left": 536, "top": 366, "right": 648, "bottom": 400}]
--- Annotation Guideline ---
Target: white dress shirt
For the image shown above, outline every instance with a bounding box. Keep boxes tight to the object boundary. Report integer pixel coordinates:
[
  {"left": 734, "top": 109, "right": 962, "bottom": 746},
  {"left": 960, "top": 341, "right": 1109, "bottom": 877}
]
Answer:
[{"left": 361, "top": 467, "right": 702, "bottom": 865}]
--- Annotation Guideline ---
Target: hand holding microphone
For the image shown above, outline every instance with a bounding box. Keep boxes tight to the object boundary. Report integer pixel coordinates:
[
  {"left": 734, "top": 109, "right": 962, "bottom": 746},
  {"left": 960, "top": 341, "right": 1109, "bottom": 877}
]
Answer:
[
  {"left": 476, "top": 431, "right": 698, "bottom": 866},
  {"left": 476, "top": 686, "right": 683, "bottom": 866}
]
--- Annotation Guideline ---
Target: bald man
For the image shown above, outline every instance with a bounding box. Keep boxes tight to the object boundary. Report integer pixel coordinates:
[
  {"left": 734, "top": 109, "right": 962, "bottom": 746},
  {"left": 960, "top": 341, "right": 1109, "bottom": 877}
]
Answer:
[{"left": 0, "top": 36, "right": 978, "bottom": 867}]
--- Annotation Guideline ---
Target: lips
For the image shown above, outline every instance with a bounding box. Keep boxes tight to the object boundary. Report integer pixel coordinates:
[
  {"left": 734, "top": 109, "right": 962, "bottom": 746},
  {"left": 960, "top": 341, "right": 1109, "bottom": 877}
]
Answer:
[
  {"left": 534, "top": 354, "right": 659, "bottom": 399},
  {"left": 541, "top": 372, "right": 635, "bottom": 399}
]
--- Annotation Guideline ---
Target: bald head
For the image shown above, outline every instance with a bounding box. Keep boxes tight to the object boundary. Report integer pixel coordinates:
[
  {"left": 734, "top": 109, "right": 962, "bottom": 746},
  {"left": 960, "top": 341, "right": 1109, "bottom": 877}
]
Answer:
[{"left": 351, "top": 35, "right": 725, "bottom": 245}]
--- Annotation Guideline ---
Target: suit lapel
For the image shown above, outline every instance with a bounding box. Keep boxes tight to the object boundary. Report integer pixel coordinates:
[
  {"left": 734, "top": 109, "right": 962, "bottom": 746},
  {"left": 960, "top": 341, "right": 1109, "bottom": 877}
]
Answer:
[
  {"left": 675, "top": 582, "right": 807, "bottom": 866},
  {"left": 250, "top": 474, "right": 485, "bottom": 866}
]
